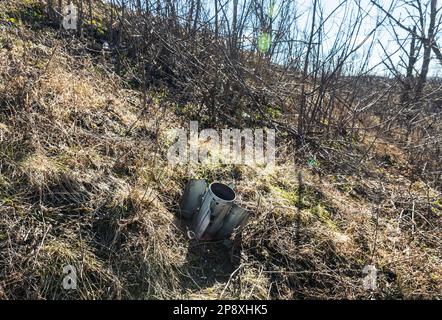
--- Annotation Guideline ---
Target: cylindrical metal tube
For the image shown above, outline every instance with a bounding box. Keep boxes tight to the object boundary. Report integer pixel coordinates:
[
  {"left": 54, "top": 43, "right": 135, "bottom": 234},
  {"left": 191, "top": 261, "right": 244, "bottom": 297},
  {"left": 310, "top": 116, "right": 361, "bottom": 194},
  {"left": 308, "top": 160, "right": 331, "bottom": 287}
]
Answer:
[
  {"left": 215, "top": 204, "right": 250, "bottom": 240},
  {"left": 179, "top": 179, "right": 207, "bottom": 219},
  {"left": 193, "top": 182, "right": 236, "bottom": 239}
]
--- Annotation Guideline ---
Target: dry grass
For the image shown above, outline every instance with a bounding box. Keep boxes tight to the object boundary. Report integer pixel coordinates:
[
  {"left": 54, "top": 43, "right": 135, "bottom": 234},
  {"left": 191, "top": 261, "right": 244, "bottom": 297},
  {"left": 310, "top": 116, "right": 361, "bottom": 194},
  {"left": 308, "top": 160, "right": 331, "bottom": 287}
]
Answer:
[{"left": 0, "top": 0, "right": 441, "bottom": 300}]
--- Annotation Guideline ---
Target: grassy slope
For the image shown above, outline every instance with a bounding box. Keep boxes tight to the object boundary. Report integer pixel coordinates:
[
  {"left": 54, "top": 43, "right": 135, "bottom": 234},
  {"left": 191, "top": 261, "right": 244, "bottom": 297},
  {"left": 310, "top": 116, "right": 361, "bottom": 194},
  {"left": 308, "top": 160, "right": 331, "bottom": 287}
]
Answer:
[{"left": 0, "top": 0, "right": 441, "bottom": 299}]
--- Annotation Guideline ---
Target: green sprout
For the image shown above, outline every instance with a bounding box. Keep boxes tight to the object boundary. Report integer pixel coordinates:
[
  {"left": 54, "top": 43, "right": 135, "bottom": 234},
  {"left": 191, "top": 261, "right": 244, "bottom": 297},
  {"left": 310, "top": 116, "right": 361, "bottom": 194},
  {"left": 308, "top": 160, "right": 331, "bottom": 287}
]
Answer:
[
  {"left": 258, "top": 32, "right": 271, "bottom": 53},
  {"left": 307, "top": 156, "right": 319, "bottom": 169}
]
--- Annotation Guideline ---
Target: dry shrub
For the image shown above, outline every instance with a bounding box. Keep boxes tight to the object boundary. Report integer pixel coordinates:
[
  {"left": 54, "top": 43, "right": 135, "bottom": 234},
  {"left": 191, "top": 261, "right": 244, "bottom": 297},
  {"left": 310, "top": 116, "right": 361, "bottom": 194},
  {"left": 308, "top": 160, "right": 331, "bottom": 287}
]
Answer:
[
  {"left": 0, "top": 25, "right": 187, "bottom": 299},
  {"left": 0, "top": 1, "right": 440, "bottom": 300}
]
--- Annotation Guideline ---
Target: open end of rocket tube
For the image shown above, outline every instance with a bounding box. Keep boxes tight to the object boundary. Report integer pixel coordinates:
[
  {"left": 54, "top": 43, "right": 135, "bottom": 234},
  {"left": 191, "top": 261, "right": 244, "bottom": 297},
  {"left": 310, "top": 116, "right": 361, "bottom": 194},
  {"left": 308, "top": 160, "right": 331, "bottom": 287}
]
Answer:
[{"left": 210, "top": 183, "right": 236, "bottom": 202}]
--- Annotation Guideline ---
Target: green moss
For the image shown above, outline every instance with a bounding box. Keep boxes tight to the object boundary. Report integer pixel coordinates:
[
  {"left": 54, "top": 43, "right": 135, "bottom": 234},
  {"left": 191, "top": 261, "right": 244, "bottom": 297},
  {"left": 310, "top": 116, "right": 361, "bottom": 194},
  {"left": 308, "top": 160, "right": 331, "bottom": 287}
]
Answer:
[
  {"left": 0, "top": 173, "right": 8, "bottom": 187},
  {"left": 192, "top": 163, "right": 231, "bottom": 182},
  {"left": 1, "top": 195, "right": 15, "bottom": 206},
  {"left": 85, "top": 18, "right": 107, "bottom": 35},
  {"left": 268, "top": 181, "right": 338, "bottom": 227},
  {"left": 430, "top": 273, "right": 440, "bottom": 282},
  {"left": 266, "top": 105, "right": 282, "bottom": 119},
  {"left": 341, "top": 183, "right": 353, "bottom": 194},
  {"left": 334, "top": 175, "right": 354, "bottom": 194},
  {"left": 7, "top": 17, "right": 19, "bottom": 24},
  {"left": 0, "top": 10, "right": 19, "bottom": 26},
  {"left": 176, "top": 103, "right": 199, "bottom": 116},
  {"left": 1, "top": 1, "right": 45, "bottom": 28},
  {"left": 271, "top": 186, "right": 298, "bottom": 206},
  {"left": 310, "top": 204, "right": 337, "bottom": 230},
  {"left": 431, "top": 198, "right": 442, "bottom": 216}
]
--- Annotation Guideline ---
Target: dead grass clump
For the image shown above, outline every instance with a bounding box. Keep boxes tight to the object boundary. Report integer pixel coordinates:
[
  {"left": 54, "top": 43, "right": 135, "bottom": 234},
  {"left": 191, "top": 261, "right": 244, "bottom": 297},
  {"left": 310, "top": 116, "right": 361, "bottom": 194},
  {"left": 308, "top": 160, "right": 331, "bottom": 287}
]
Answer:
[
  {"left": 1, "top": 4, "right": 440, "bottom": 300},
  {"left": 0, "top": 23, "right": 188, "bottom": 299}
]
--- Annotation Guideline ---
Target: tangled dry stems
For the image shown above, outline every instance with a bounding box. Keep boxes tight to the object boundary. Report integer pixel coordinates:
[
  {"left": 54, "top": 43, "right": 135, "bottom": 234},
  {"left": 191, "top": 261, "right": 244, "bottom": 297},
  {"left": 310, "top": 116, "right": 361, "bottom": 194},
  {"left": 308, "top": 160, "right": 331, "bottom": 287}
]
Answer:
[{"left": 0, "top": 2, "right": 441, "bottom": 300}]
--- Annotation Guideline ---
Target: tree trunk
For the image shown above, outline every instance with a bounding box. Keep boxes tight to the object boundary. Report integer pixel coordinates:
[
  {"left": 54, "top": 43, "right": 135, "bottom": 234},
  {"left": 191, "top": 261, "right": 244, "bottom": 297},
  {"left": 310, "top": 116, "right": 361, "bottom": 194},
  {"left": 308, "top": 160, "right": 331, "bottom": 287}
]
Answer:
[{"left": 415, "top": 0, "right": 437, "bottom": 100}]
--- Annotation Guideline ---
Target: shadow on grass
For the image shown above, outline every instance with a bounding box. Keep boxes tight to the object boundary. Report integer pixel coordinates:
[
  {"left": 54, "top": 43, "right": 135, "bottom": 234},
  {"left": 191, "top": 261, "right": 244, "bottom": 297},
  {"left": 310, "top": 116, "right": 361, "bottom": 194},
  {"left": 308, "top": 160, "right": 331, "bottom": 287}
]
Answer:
[{"left": 173, "top": 216, "right": 242, "bottom": 296}]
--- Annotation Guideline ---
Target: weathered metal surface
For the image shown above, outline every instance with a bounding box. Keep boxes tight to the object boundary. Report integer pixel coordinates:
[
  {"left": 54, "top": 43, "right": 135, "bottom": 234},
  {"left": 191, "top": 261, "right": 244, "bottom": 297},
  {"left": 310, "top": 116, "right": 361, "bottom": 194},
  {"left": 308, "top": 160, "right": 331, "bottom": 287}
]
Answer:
[
  {"left": 179, "top": 179, "right": 207, "bottom": 219},
  {"left": 193, "top": 182, "right": 236, "bottom": 239},
  {"left": 204, "top": 199, "right": 233, "bottom": 236},
  {"left": 215, "top": 204, "right": 250, "bottom": 239}
]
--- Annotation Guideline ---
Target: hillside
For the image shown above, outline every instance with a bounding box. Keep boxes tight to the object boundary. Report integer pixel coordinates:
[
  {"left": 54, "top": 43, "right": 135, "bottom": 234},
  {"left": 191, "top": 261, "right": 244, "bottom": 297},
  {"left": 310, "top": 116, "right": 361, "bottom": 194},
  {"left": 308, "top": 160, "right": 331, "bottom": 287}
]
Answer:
[{"left": 0, "top": 0, "right": 441, "bottom": 299}]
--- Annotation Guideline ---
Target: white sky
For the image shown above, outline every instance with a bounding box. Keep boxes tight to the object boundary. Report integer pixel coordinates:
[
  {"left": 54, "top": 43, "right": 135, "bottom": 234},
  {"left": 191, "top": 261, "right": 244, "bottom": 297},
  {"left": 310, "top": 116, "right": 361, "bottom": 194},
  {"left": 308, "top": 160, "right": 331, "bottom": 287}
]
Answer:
[
  {"left": 296, "top": 0, "right": 442, "bottom": 76},
  {"left": 111, "top": 0, "right": 442, "bottom": 76}
]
